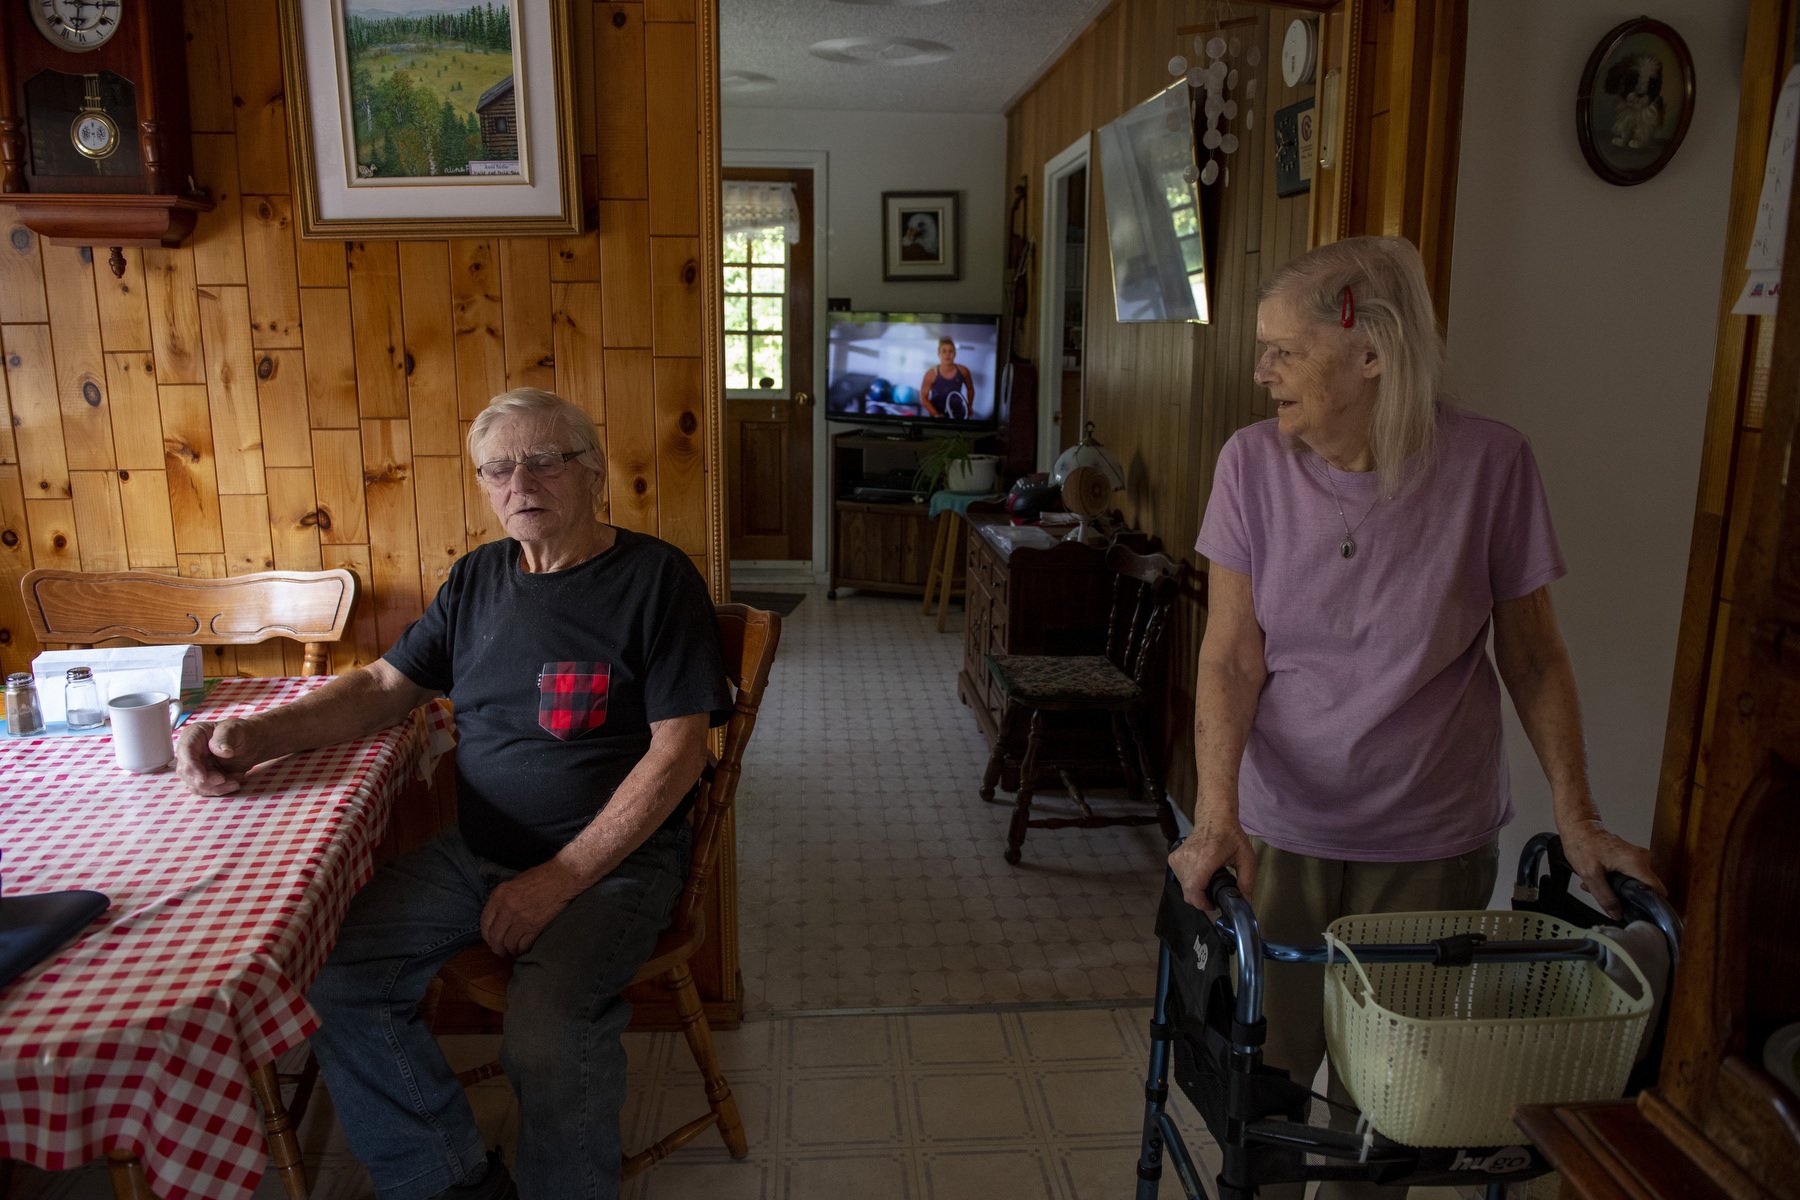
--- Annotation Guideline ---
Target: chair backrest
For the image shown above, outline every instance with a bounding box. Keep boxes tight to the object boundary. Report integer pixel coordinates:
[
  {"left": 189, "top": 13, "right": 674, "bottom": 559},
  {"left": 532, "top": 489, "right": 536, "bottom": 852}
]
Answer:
[
  {"left": 670, "top": 603, "right": 782, "bottom": 938},
  {"left": 1102, "top": 544, "right": 1181, "bottom": 686},
  {"left": 20, "top": 567, "right": 359, "bottom": 677}
]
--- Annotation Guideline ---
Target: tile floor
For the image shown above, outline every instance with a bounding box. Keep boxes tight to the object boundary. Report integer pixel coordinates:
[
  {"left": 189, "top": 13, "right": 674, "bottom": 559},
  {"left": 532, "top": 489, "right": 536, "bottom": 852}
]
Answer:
[{"left": 3, "top": 583, "right": 1468, "bottom": 1199}]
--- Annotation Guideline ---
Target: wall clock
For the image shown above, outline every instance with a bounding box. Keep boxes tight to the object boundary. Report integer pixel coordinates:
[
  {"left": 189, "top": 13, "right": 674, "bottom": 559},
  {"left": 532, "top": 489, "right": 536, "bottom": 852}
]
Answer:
[
  {"left": 1274, "top": 98, "right": 1313, "bottom": 198},
  {"left": 0, "top": 0, "right": 213, "bottom": 276},
  {"left": 1281, "top": 18, "right": 1318, "bottom": 88}
]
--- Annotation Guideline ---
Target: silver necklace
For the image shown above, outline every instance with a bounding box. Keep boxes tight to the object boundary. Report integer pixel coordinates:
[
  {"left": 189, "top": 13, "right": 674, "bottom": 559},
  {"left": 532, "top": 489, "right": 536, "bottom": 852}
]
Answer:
[{"left": 1317, "top": 461, "right": 1376, "bottom": 559}]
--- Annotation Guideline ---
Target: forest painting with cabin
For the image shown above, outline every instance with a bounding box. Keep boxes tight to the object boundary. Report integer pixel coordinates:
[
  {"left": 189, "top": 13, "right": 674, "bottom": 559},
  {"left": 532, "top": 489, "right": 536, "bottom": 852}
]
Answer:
[{"left": 341, "top": 1, "right": 520, "bottom": 180}]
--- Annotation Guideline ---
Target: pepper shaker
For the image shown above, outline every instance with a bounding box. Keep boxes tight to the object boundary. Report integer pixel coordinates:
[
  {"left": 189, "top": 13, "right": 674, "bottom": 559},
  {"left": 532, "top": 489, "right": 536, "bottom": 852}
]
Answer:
[
  {"left": 4, "top": 672, "right": 44, "bottom": 737},
  {"left": 64, "top": 666, "right": 105, "bottom": 730}
]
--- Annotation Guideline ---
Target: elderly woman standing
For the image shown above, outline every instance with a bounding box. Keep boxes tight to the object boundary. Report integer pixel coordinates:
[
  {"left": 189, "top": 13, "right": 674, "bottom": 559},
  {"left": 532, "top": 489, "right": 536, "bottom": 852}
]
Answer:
[
  {"left": 177, "top": 388, "right": 730, "bottom": 1200},
  {"left": 1168, "top": 237, "right": 1659, "bottom": 1198}
]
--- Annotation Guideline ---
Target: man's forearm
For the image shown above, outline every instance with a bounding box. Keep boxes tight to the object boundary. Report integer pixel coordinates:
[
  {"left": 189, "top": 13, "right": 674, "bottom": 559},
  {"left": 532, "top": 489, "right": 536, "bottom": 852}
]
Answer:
[
  {"left": 552, "top": 715, "right": 709, "bottom": 888},
  {"left": 236, "top": 661, "right": 429, "bottom": 763}
]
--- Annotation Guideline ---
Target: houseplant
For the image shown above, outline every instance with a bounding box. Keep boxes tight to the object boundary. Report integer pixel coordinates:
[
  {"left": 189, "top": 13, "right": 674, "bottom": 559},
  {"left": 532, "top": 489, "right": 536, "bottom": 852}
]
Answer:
[{"left": 913, "top": 434, "right": 999, "bottom": 495}]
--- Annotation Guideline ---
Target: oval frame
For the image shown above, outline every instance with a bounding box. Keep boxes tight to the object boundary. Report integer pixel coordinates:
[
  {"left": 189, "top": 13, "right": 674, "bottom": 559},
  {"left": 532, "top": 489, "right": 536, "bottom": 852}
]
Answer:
[{"left": 1575, "top": 17, "right": 1695, "bottom": 187}]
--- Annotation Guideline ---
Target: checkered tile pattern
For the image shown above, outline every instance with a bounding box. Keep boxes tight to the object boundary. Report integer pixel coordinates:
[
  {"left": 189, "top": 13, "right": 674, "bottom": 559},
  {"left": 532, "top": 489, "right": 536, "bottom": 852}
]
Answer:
[
  {"left": 536, "top": 660, "right": 610, "bottom": 739},
  {"left": 0, "top": 677, "right": 451, "bottom": 1200}
]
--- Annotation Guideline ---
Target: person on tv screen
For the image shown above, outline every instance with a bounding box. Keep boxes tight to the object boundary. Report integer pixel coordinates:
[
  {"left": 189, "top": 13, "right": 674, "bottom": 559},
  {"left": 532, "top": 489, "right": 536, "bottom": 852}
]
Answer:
[{"left": 920, "top": 337, "right": 975, "bottom": 419}]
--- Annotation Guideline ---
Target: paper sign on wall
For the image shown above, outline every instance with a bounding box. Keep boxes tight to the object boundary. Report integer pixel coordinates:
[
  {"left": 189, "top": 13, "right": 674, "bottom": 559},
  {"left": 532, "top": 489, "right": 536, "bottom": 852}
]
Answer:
[{"left": 1734, "top": 66, "right": 1800, "bottom": 315}]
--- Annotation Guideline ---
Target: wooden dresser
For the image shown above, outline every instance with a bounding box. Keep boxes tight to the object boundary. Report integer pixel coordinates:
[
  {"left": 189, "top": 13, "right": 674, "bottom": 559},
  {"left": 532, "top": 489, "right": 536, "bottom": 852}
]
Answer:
[{"left": 956, "top": 513, "right": 1113, "bottom": 781}]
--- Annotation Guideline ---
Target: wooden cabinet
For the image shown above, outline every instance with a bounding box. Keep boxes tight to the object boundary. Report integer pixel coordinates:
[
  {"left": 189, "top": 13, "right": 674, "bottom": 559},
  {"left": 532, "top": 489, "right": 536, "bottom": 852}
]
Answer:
[
  {"left": 828, "top": 430, "right": 941, "bottom": 598},
  {"left": 957, "top": 513, "right": 1113, "bottom": 779}
]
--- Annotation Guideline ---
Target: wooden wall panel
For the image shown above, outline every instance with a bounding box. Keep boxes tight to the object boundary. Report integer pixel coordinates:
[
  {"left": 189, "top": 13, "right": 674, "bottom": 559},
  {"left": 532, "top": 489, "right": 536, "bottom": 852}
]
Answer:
[
  {"left": 0, "top": 218, "right": 48, "bottom": 324},
  {"left": 0, "top": 1, "right": 723, "bottom": 705},
  {"left": 348, "top": 243, "right": 409, "bottom": 419},
  {"left": 118, "top": 469, "right": 179, "bottom": 570},
  {"left": 197, "top": 286, "right": 266, "bottom": 493},
  {"left": 243, "top": 196, "right": 304, "bottom": 348},
  {"left": 451, "top": 240, "right": 508, "bottom": 421},
  {"left": 397, "top": 243, "right": 460, "bottom": 457},
  {"left": 3, "top": 324, "right": 71, "bottom": 500},
  {"left": 105, "top": 353, "right": 165, "bottom": 472},
  {"left": 596, "top": 3, "right": 651, "bottom": 200},
  {"left": 41, "top": 245, "right": 115, "bottom": 472},
  {"left": 143, "top": 248, "right": 206, "bottom": 385},
  {"left": 159, "top": 384, "right": 225, "bottom": 554},
  {"left": 0, "top": 468, "right": 36, "bottom": 661}
]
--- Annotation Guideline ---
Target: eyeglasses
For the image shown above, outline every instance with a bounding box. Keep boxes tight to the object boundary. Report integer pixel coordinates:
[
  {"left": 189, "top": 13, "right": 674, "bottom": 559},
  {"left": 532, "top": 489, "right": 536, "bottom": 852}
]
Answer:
[{"left": 474, "top": 451, "right": 584, "bottom": 485}]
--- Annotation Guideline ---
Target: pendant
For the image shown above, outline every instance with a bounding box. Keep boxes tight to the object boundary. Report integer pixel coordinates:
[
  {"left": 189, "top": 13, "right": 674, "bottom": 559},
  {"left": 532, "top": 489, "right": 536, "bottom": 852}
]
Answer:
[{"left": 1340, "top": 536, "right": 1356, "bottom": 559}]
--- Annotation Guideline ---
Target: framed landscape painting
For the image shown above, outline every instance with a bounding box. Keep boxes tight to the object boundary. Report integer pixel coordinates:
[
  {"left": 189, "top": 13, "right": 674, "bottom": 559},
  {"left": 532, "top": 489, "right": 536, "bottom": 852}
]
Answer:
[{"left": 280, "top": 0, "right": 581, "bottom": 238}]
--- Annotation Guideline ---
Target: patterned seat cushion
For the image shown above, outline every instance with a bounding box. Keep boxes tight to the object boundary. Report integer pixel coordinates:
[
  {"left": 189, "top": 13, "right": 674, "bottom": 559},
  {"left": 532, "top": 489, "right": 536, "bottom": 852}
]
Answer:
[{"left": 986, "top": 654, "right": 1141, "bottom": 704}]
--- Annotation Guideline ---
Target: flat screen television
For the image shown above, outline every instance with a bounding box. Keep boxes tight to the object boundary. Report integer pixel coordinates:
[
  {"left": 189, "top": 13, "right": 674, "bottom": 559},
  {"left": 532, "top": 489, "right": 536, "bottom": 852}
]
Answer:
[{"left": 825, "top": 311, "right": 1000, "bottom": 433}]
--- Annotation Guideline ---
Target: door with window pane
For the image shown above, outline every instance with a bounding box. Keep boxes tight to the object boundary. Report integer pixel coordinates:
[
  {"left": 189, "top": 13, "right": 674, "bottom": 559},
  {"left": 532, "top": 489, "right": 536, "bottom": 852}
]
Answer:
[{"left": 723, "top": 168, "right": 813, "bottom": 562}]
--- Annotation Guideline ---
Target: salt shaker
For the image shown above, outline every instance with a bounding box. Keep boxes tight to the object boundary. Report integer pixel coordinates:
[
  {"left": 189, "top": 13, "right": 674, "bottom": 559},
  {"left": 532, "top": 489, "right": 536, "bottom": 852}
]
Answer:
[
  {"left": 4, "top": 672, "right": 44, "bottom": 736},
  {"left": 64, "top": 666, "right": 105, "bottom": 730}
]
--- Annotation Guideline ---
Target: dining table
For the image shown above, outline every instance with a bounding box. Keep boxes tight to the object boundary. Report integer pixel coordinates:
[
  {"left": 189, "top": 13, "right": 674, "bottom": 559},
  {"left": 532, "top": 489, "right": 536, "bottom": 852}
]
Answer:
[{"left": 0, "top": 675, "right": 455, "bottom": 1200}]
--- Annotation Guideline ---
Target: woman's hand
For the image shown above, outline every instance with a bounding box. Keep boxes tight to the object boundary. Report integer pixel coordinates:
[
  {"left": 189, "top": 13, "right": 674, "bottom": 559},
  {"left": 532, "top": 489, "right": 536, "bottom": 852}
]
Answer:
[
  {"left": 1557, "top": 817, "right": 1664, "bottom": 920},
  {"left": 1169, "top": 814, "right": 1257, "bottom": 911},
  {"left": 174, "top": 718, "right": 264, "bottom": 795}
]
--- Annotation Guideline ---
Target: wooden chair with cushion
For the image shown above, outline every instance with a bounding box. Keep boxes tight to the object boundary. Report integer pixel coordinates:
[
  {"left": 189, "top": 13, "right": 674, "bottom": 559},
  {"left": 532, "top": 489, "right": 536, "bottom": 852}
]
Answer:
[
  {"left": 20, "top": 567, "right": 358, "bottom": 677},
  {"left": 433, "top": 603, "right": 782, "bottom": 1180},
  {"left": 978, "top": 544, "right": 1184, "bottom": 864}
]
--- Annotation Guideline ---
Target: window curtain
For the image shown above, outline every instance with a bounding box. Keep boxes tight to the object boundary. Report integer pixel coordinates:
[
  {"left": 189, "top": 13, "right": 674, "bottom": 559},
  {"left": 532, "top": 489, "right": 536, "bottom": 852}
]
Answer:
[{"left": 722, "top": 180, "right": 800, "bottom": 244}]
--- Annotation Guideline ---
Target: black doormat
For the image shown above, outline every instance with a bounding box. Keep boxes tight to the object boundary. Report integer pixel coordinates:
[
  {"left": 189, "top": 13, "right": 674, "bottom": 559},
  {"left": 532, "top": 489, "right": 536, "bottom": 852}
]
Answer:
[{"left": 731, "top": 591, "right": 806, "bottom": 617}]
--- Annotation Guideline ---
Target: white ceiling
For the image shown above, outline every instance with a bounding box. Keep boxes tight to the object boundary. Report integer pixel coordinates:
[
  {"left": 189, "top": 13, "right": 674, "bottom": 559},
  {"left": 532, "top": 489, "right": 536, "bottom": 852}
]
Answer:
[{"left": 720, "top": 0, "right": 1112, "bottom": 114}]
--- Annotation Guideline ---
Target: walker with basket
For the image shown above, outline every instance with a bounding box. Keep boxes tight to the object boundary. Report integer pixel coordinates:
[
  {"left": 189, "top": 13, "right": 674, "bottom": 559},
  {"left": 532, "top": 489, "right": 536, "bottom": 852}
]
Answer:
[{"left": 1134, "top": 833, "right": 1682, "bottom": 1199}]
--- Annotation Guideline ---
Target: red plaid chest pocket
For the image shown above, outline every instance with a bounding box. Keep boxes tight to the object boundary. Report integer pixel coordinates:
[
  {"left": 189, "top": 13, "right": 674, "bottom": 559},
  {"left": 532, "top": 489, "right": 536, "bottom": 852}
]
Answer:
[{"left": 537, "top": 661, "right": 611, "bottom": 739}]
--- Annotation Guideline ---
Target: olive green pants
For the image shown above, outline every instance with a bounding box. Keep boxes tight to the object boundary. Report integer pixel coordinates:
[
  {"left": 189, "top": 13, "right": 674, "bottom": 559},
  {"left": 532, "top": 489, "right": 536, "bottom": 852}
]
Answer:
[{"left": 1248, "top": 837, "right": 1500, "bottom": 1200}]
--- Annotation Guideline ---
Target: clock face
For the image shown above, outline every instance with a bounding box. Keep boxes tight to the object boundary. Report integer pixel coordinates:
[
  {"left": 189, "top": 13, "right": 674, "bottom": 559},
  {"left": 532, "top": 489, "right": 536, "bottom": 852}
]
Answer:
[
  {"left": 30, "top": 0, "right": 124, "bottom": 52},
  {"left": 1281, "top": 18, "right": 1317, "bottom": 88},
  {"left": 72, "top": 111, "right": 120, "bottom": 159}
]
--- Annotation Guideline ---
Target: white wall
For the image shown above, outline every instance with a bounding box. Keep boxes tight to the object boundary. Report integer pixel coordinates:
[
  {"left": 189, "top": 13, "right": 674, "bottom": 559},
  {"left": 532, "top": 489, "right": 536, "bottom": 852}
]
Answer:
[
  {"left": 1448, "top": 0, "right": 1748, "bottom": 891},
  {"left": 724, "top": 108, "right": 1008, "bottom": 571},
  {"left": 725, "top": 108, "right": 1007, "bottom": 312}
]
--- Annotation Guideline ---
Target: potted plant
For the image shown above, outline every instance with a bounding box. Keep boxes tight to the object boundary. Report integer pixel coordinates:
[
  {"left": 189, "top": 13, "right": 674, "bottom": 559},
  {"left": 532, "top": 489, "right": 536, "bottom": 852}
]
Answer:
[{"left": 913, "top": 435, "right": 999, "bottom": 495}]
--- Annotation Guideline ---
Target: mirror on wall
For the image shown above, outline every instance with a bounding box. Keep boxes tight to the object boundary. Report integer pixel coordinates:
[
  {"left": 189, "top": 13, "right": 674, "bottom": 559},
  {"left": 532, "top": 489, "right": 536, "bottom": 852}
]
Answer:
[{"left": 1095, "top": 81, "right": 1209, "bottom": 323}]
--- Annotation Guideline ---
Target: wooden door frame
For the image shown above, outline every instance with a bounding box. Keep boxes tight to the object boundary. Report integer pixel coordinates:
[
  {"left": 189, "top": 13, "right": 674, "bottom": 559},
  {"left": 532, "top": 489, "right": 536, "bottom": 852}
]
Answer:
[
  {"left": 1037, "top": 134, "right": 1090, "bottom": 473},
  {"left": 721, "top": 149, "right": 830, "bottom": 574}
]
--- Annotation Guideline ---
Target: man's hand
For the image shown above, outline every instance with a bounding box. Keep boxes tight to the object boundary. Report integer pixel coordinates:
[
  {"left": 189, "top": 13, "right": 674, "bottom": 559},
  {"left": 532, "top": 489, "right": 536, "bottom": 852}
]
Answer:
[
  {"left": 174, "top": 719, "right": 263, "bottom": 795},
  {"left": 1168, "top": 814, "right": 1257, "bottom": 911},
  {"left": 1557, "top": 818, "right": 1664, "bottom": 920},
  {"left": 481, "top": 859, "right": 591, "bottom": 957}
]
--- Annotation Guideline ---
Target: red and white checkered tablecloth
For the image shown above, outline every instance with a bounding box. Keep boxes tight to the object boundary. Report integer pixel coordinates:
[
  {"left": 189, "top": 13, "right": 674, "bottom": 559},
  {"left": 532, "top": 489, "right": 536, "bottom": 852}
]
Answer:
[{"left": 0, "top": 677, "right": 456, "bottom": 1200}]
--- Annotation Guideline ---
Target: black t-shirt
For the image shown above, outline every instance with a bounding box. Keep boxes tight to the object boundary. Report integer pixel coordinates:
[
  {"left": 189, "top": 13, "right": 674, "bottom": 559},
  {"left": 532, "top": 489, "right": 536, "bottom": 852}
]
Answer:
[{"left": 383, "top": 530, "right": 732, "bottom": 869}]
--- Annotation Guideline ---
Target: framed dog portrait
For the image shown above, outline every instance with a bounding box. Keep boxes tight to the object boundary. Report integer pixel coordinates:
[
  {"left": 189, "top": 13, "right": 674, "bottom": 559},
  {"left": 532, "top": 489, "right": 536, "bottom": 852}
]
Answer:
[
  {"left": 882, "top": 192, "right": 960, "bottom": 281},
  {"left": 1575, "top": 18, "right": 1695, "bottom": 187}
]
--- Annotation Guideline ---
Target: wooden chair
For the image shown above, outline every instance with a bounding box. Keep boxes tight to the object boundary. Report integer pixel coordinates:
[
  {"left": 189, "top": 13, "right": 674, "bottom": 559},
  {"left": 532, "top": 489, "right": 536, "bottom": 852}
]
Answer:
[
  {"left": 978, "top": 544, "right": 1184, "bottom": 864},
  {"left": 19, "top": 567, "right": 358, "bottom": 677},
  {"left": 433, "top": 603, "right": 782, "bottom": 1181}
]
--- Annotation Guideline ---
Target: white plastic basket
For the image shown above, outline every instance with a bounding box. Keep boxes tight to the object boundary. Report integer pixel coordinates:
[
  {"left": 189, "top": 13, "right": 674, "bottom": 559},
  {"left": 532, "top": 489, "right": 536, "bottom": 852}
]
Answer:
[{"left": 1322, "top": 909, "right": 1652, "bottom": 1147}]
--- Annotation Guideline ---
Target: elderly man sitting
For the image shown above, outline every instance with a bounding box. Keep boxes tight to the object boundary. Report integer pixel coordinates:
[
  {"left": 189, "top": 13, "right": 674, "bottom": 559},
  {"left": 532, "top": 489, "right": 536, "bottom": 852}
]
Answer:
[{"left": 176, "top": 388, "right": 730, "bottom": 1200}]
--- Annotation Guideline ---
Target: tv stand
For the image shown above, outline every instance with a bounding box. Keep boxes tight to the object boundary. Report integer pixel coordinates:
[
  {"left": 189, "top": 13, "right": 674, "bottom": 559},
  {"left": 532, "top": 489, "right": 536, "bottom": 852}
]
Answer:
[{"left": 828, "top": 430, "right": 955, "bottom": 599}]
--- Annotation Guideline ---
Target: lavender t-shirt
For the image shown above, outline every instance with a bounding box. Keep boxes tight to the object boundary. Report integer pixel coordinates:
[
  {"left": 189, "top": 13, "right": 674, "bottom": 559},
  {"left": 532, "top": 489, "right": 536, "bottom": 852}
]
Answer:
[{"left": 1195, "top": 408, "right": 1565, "bottom": 862}]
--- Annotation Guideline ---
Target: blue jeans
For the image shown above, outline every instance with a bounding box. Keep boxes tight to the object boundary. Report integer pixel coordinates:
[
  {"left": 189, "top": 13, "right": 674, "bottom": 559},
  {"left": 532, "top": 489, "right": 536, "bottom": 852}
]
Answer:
[{"left": 307, "top": 823, "right": 689, "bottom": 1200}]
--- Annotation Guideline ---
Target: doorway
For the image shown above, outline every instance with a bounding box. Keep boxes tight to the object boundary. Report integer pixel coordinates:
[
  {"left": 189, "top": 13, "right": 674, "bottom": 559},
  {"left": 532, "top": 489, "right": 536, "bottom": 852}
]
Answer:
[
  {"left": 1037, "top": 136, "right": 1091, "bottom": 472},
  {"left": 723, "top": 167, "right": 815, "bottom": 564}
]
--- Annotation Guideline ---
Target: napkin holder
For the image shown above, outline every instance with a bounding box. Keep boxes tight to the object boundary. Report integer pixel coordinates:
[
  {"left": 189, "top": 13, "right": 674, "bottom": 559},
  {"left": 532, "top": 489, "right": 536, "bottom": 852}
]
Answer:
[{"left": 31, "top": 645, "right": 202, "bottom": 725}]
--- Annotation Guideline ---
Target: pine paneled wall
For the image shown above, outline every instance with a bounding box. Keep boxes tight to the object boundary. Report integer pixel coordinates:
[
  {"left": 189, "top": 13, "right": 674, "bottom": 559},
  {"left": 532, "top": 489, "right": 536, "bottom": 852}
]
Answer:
[
  {"left": 0, "top": 0, "right": 720, "bottom": 682},
  {"left": 1005, "top": 0, "right": 1320, "bottom": 806}
]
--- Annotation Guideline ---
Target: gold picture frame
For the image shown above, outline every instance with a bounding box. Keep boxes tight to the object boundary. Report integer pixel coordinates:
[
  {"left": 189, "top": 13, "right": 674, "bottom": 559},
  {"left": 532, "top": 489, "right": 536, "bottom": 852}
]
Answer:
[{"left": 279, "top": 0, "right": 581, "bottom": 239}]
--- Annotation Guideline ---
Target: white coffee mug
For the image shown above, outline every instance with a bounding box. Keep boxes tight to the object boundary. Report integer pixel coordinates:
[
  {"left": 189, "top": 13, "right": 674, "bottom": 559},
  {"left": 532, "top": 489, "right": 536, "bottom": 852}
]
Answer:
[{"left": 109, "top": 691, "right": 175, "bottom": 773}]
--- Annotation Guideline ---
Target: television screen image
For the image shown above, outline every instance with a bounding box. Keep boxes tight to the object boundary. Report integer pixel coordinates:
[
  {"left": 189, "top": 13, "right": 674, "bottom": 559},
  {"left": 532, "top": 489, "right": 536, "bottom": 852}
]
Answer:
[{"left": 825, "top": 312, "right": 1000, "bottom": 428}]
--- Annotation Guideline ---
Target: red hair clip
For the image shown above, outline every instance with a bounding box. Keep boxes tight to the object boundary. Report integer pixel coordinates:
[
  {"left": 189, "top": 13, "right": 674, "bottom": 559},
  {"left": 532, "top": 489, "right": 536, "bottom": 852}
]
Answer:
[{"left": 1340, "top": 285, "right": 1355, "bottom": 329}]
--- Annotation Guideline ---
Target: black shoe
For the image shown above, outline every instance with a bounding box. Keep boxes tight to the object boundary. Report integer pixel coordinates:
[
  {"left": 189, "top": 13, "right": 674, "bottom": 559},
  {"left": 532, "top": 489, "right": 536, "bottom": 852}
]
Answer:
[{"left": 434, "top": 1150, "right": 517, "bottom": 1200}]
